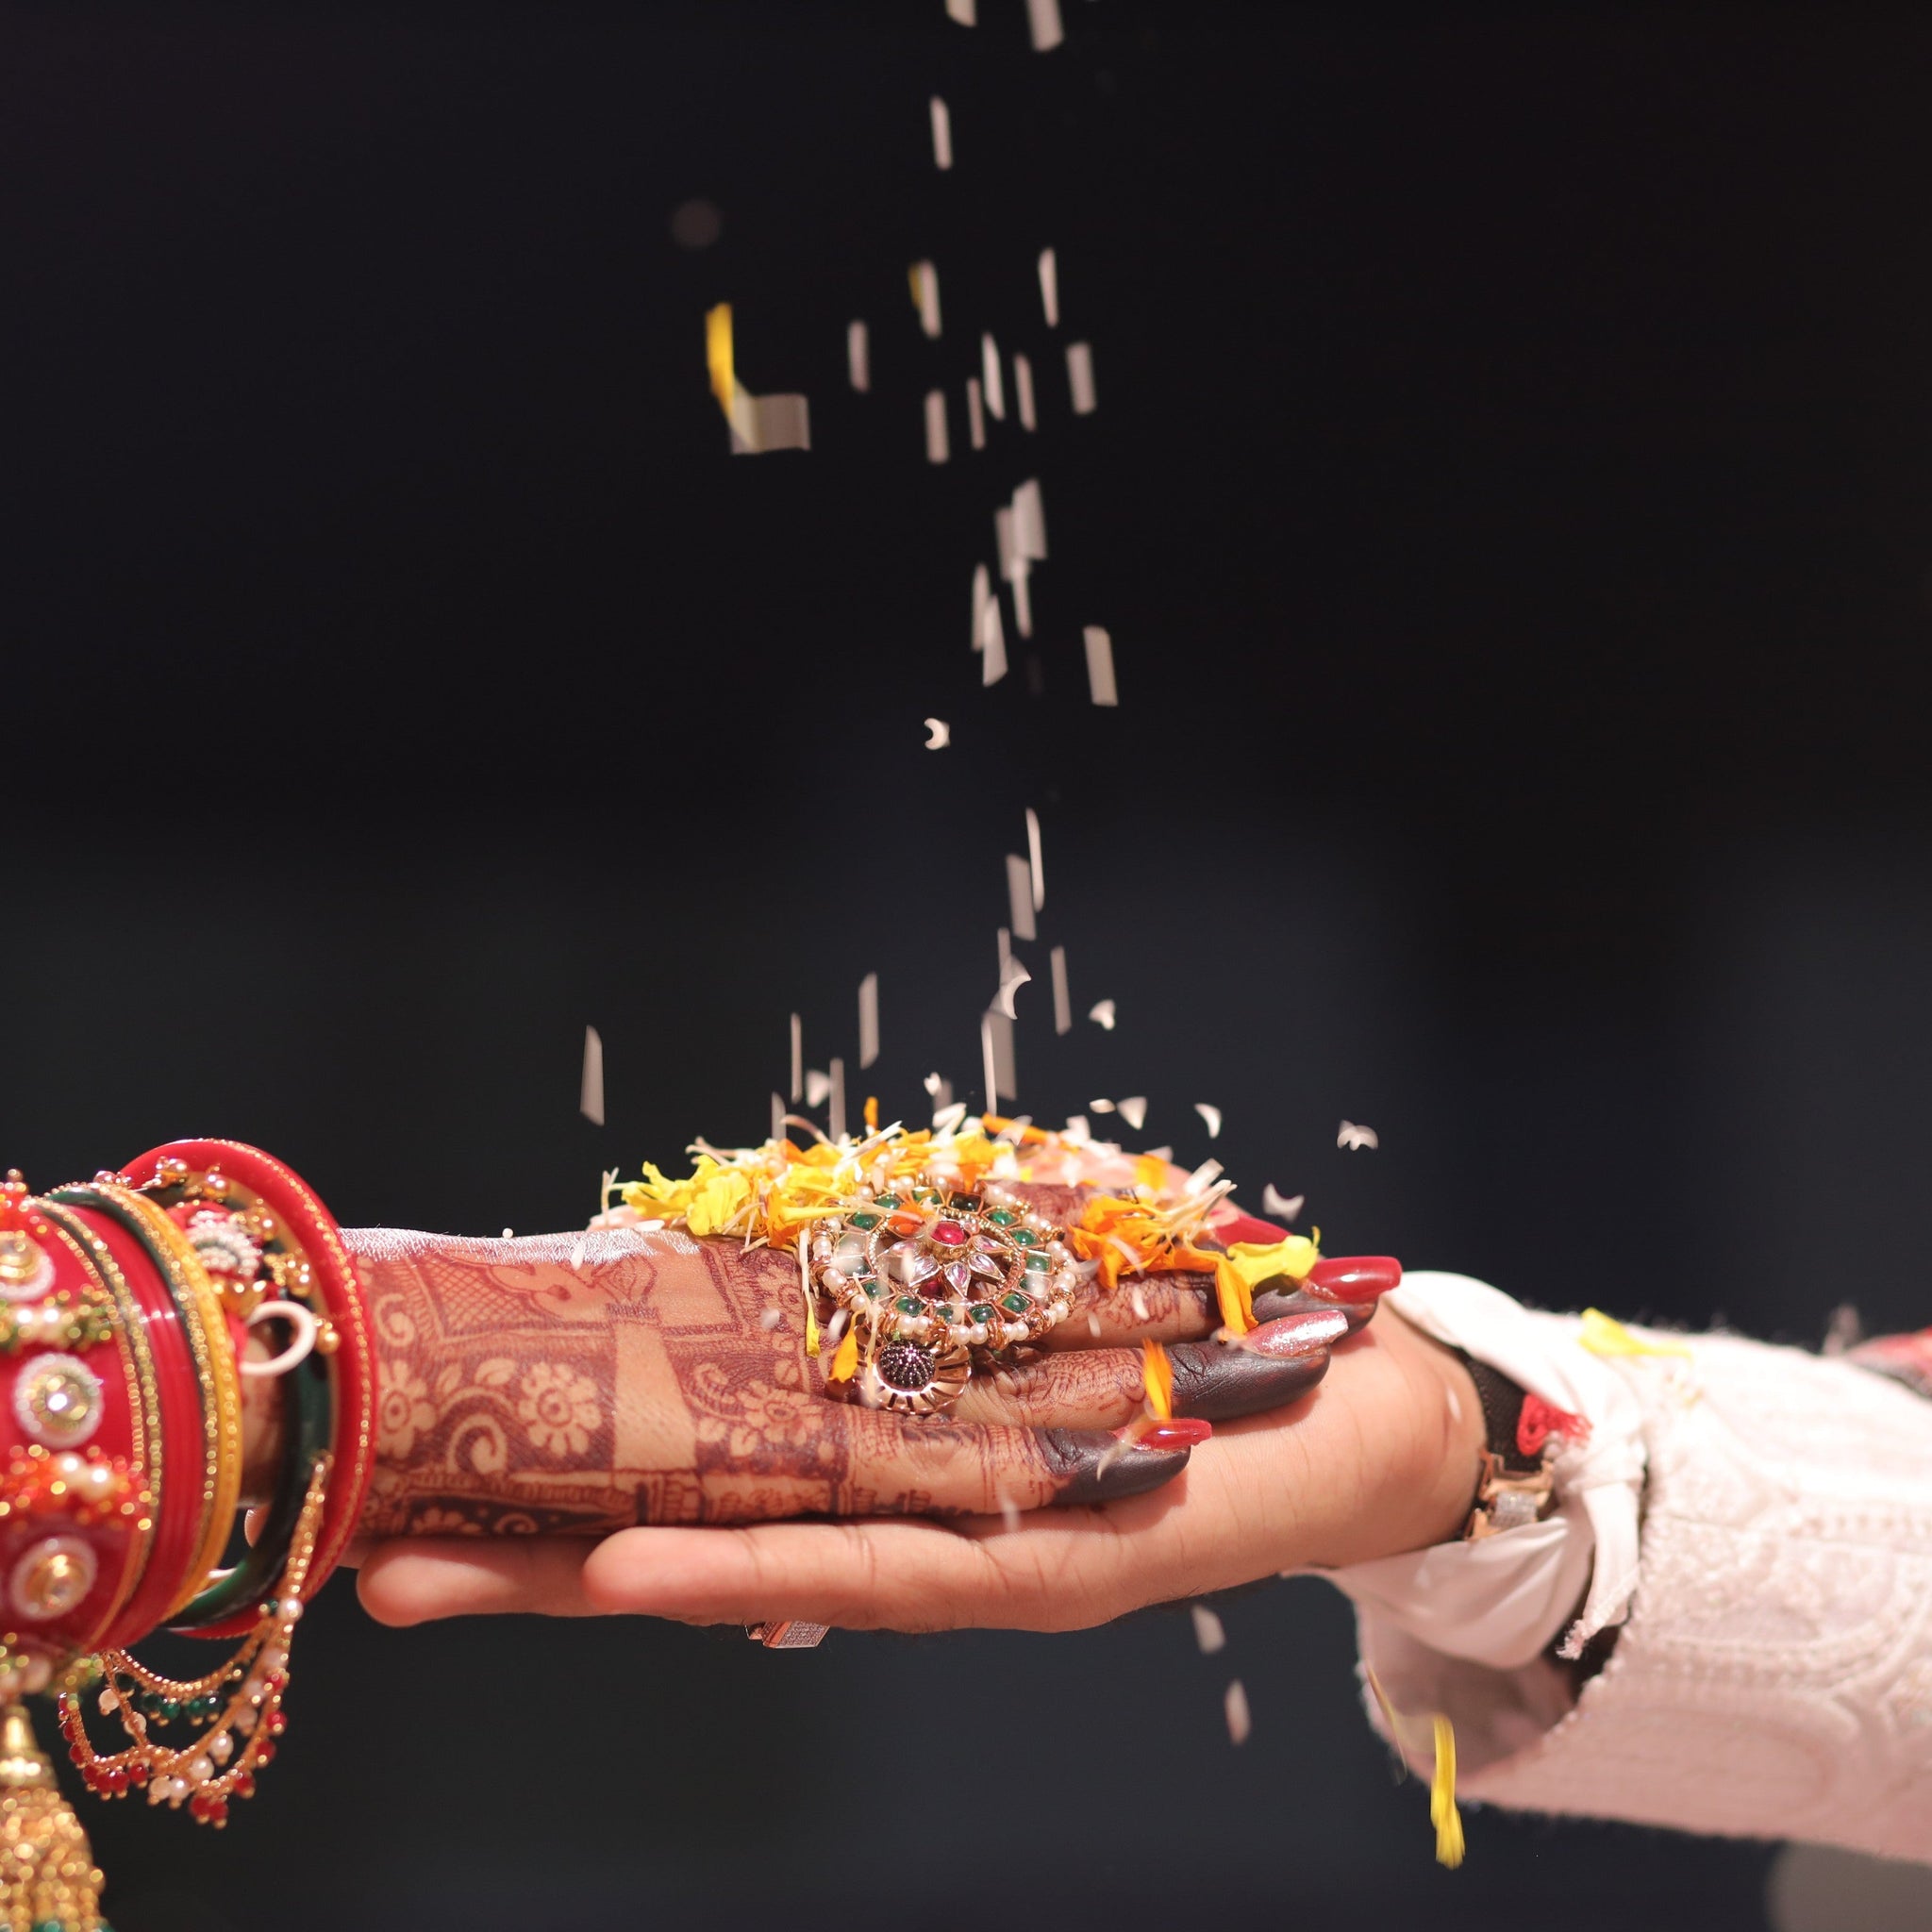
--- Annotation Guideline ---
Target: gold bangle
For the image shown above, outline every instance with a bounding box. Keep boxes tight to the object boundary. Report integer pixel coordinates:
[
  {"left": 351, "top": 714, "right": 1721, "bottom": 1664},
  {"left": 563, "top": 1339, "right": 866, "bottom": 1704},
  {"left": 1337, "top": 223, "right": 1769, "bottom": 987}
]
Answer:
[
  {"left": 33, "top": 1203, "right": 163, "bottom": 1619},
  {"left": 96, "top": 1186, "right": 243, "bottom": 1617}
]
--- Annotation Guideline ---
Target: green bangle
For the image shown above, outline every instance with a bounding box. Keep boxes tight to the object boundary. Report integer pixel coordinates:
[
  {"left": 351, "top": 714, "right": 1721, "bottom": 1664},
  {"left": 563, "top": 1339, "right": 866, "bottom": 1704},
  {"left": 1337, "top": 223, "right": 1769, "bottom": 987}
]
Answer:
[{"left": 169, "top": 1329, "right": 331, "bottom": 1632}]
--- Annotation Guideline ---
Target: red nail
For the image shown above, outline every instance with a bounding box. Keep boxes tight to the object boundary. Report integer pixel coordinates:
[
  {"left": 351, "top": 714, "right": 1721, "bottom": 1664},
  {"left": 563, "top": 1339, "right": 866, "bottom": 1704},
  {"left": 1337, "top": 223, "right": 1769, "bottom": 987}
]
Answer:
[
  {"left": 1244, "top": 1306, "right": 1351, "bottom": 1357},
  {"left": 1123, "top": 1417, "right": 1213, "bottom": 1450},
  {"left": 1305, "top": 1256, "right": 1402, "bottom": 1305}
]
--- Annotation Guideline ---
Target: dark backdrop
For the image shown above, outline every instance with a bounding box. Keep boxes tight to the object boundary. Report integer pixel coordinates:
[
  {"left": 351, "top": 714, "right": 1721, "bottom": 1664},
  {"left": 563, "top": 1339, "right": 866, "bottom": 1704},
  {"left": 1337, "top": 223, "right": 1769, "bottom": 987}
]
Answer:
[{"left": 8, "top": 3, "right": 1931, "bottom": 1925}]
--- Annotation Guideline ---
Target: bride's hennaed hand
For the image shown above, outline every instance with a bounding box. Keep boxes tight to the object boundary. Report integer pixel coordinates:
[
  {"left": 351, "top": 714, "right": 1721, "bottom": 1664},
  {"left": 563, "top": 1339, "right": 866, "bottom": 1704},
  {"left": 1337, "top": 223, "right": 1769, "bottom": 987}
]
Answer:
[
  {"left": 356, "top": 1304, "right": 1480, "bottom": 1629},
  {"left": 344, "top": 1220, "right": 1199, "bottom": 1544}
]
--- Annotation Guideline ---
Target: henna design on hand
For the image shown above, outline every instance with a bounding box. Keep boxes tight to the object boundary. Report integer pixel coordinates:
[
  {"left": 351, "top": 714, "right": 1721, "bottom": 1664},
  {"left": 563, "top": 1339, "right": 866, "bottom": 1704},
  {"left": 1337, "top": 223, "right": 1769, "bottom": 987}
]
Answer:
[{"left": 344, "top": 1219, "right": 1191, "bottom": 1539}]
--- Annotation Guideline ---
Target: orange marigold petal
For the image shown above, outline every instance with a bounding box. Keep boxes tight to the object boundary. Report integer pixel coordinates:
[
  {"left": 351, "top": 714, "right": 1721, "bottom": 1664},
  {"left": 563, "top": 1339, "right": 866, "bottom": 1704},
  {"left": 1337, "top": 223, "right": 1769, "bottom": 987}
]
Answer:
[{"left": 1141, "top": 1339, "right": 1174, "bottom": 1420}]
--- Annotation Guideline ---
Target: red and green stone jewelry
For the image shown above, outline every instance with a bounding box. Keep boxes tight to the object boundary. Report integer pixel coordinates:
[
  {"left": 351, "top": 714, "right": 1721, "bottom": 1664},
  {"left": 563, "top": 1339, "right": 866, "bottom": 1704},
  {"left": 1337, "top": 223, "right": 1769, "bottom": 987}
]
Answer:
[{"left": 808, "top": 1180, "right": 1080, "bottom": 1416}]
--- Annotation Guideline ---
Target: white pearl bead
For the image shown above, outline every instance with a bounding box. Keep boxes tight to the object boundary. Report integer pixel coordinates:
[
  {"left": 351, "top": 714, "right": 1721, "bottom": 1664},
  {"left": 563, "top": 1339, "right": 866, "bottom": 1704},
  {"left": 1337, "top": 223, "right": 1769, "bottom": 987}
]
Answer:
[
  {"left": 261, "top": 1647, "right": 288, "bottom": 1673},
  {"left": 277, "top": 1596, "right": 304, "bottom": 1623},
  {"left": 208, "top": 1731, "right": 232, "bottom": 1763},
  {"left": 187, "top": 1756, "right": 212, "bottom": 1783},
  {"left": 97, "top": 1688, "right": 118, "bottom": 1715}
]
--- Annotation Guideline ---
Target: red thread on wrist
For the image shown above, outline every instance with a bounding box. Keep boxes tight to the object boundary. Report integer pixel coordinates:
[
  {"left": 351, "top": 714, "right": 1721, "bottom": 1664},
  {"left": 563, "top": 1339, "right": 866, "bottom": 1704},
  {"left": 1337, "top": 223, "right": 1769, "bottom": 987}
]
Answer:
[{"left": 1517, "top": 1393, "right": 1590, "bottom": 1457}]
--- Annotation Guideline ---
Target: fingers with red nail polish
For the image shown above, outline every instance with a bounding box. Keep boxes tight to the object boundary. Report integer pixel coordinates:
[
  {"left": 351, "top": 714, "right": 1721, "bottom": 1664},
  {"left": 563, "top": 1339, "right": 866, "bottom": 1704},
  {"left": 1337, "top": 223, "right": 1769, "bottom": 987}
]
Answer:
[
  {"left": 1242, "top": 1305, "right": 1352, "bottom": 1357},
  {"left": 1252, "top": 1256, "right": 1400, "bottom": 1333},
  {"left": 1121, "top": 1417, "right": 1214, "bottom": 1452},
  {"left": 955, "top": 1332, "right": 1331, "bottom": 1431},
  {"left": 1049, "top": 1428, "right": 1196, "bottom": 1503},
  {"left": 1306, "top": 1256, "right": 1402, "bottom": 1303},
  {"left": 1165, "top": 1337, "right": 1332, "bottom": 1421}
]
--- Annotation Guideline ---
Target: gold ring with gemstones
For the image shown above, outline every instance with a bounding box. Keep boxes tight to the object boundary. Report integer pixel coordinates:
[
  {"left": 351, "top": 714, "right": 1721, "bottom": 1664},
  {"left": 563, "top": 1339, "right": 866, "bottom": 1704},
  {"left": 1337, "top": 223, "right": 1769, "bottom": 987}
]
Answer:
[{"left": 808, "top": 1178, "right": 1079, "bottom": 1418}]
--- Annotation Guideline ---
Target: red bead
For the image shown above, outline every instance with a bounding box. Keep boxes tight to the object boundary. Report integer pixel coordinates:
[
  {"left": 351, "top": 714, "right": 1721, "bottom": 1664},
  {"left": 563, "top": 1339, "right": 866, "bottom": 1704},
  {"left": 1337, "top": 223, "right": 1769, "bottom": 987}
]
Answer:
[
  {"left": 234, "top": 1772, "right": 256, "bottom": 1796},
  {"left": 1305, "top": 1256, "right": 1402, "bottom": 1305},
  {"left": 929, "top": 1220, "right": 968, "bottom": 1247},
  {"left": 253, "top": 1741, "right": 275, "bottom": 1765},
  {"left": 266, "top": 1711, "right": 287, "bottom": 1737}
]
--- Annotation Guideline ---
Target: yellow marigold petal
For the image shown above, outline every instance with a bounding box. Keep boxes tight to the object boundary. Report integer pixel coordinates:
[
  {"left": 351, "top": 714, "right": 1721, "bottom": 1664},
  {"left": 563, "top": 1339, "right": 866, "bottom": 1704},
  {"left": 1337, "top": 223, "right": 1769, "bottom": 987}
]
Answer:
[
  {"left": 1214, "top": 1257, "right": 1256, "bottom": 1336},
  {"left": 1134, "top": 1154, "right": 1169, "bottom": 1194},
  {"left": 1224, "top": 1237, "right": 1319, "bottom": 1291},
  {"left": 1579, "top": 1308, "right": 1692, "bottom": 1359},
  {"left": 1141, "top": 1339, "right": 1174, "bottom": 1420},
  {"left": 686, "top": 1170, "right": 752, "bottom": 1238}
]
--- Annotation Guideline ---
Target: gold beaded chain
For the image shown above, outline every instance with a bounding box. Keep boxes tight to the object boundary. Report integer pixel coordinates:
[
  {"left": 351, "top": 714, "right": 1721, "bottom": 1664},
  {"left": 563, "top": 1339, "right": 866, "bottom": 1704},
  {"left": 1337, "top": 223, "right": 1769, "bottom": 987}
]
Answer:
[{"left": 58, "top": 1457, "right": 330, "bottom": 1827}]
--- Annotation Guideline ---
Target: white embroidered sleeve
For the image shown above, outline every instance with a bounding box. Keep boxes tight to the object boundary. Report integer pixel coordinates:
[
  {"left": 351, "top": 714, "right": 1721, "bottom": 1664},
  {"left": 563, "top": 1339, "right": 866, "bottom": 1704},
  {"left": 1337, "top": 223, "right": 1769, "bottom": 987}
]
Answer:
[{"left": 1327, "top": 1276, "right": 1932, "bottom": 1863}]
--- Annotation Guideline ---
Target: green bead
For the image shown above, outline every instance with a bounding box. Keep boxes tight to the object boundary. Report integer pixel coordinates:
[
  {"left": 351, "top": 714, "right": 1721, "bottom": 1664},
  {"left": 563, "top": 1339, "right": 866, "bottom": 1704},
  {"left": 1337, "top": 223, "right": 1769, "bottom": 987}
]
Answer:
[
  {"left": 1011, "top": 1227, "right": 1039, "bottom": 1247},
  {"left": 861, "top": 1280, "right": 884, "bottom": 1299},
  {"left": 970, "top": 1304, "right": 997, "bottom": 1324},
  {"left": 948, "top": 1193, "right": 981, "bottom": 1212},
  {"left": 986, "top": 1208, "right": 1016, "bottom": 1226},
  {"left": 1024, "top": 1251, "right": 1051, "bottom": 1274},
  {"left": 894, "top": 1297, "right": 924, "bottom": 1317},
  {"left": 1000, "top": 1292, "right": 1029, "bottom": 1315},
  {"left": 931, "top": 1306, "right": 956, "bottom": 1323},
  {"left": 874, "top": 1195, "right": 901, "bottom": 1210},
  {"left": 848, "top": 1212, "right": 879, "bottom": 1231}
]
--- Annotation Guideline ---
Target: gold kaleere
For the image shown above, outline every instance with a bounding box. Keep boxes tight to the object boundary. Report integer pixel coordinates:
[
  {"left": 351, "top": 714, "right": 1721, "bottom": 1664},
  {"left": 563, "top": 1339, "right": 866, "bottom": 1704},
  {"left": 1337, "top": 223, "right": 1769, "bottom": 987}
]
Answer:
[{"left": 0, "top": 1701, "right": 104, "bottom": 1932}]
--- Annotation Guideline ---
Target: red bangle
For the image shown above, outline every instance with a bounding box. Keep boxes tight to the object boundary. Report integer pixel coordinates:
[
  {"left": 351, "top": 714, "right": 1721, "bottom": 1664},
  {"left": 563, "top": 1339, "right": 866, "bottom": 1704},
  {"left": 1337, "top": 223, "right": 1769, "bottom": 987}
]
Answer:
[
  {"left": 0, "top": 1204, "right": 150, "bottom": 1669},
  {"left": 120, "top": 1141, "right": 375, "bottom": 1621},
  {"left": 58, "top": 1202, "right": 211, "bottom": 1655}
]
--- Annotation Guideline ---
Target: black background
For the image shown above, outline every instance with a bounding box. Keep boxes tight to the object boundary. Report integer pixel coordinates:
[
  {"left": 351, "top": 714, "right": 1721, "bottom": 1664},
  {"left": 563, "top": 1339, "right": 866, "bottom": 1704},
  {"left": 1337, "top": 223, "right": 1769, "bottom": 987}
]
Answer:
[{"left": 8, "top": 3, "right": 1931, "bottom": 1924}]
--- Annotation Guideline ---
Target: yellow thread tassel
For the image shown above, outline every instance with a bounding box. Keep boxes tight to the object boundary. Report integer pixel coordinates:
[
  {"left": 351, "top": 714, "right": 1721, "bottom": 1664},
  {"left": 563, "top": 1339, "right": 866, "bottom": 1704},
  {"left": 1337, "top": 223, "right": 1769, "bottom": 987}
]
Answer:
[
  {"left": 1141, "top": 1339, "right": 1174, "bottom": 1420},
  {"left": 0, "top": 1701, "right": 105, "bottom": 1930},
  {"left": 827, "top": 1323, "right": 859, "bottom": 1384},
  {"left": 1429, "top": 1715, "right": 1464, "bottom": 1869},
  {"left": 1579, "top": 1307, "right": 1691, "bottom": 1360}
]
